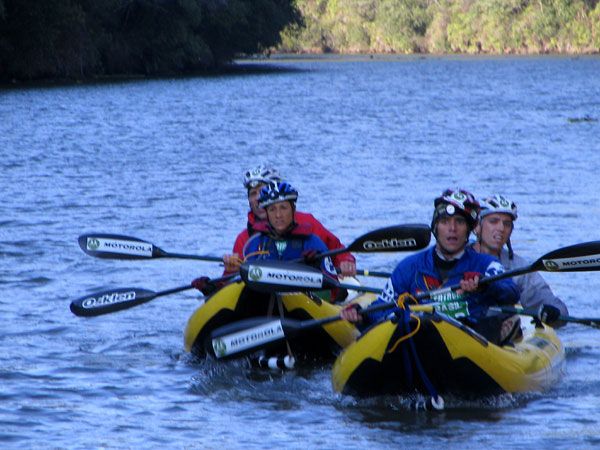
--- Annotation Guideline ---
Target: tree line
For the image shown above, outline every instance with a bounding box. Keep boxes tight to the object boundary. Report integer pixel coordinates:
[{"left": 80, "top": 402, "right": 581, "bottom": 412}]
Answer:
[
  {"left": 0, "top": 0, "right": 299, "bottom": 82},
  {"left": 3, "top": 1, "right": 598, "bottom": 82},
  {"left": 279, "top": 0, "right": 600, "bottom": 54}
]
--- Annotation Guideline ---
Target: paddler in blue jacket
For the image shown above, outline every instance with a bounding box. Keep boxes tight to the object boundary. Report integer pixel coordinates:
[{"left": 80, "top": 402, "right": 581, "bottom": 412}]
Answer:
[
  {"left": 342, "top": 188, "right": 520, "bottom": 344},
  {"left": 191, "top": 180, "right": 340, "bottom": 298}
]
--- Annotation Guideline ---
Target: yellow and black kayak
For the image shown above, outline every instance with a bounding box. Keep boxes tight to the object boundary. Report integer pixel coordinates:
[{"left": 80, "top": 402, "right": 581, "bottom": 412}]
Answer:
[
  {"left": 184, "top": 281, "right": 373, "bottom": 359},
  {"left": 332, "top": 308, "right": 565, "bottom": 397}
]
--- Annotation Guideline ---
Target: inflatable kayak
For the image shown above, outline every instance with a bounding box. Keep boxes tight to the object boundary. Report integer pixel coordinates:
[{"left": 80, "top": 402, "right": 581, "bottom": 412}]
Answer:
[
  {"left": 184, "top": 281, "right": 372, "bottom": 360},
  {"left": 332, "top": 308, "right": 565, "bottom": 397}
]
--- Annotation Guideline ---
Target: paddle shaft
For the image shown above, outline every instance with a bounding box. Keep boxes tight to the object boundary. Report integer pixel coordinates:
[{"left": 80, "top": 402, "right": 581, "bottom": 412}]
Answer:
[
  {"left": 149, "top": 284, "right": 193, "bottom": 298},
  {"left": 78, "top": 233, "right": 222, "bottom": 262},
  {"left": 491, "top": 306, "right": 600, "bottom": 328},
  {"left": 70, "top": 273, "right": 237, "bottom": 317},
  {"left": 154, "top": 250, "right": 222, "bottom": 262},
  {"left": 338, "top": 268, "right": 391, "bottom": 278},
  {"left": 294, "top": 300, "right": 404, "bottom": 332}
]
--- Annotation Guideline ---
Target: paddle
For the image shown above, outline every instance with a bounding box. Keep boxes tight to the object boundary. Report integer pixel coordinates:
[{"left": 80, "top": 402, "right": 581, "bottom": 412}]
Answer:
[
  {"left": 78, "top": 224, "right": 430, "bottom": 264},
  {"left": 209, "top": 298, "right": 408, "bottom": 359},
  {"left": 314, "top": 223, "right": 431, "bottom": 260},
  {"left": 78, "top": 233, "right": 223, "bottom": 262},
  {"left": 71, "top": 225, "right": 424, "bottom": 317},
  {"left": 69, "top": 274, "right": 236, "bottom": 317},
  {"left": 77, "top": 230, "right": 408, "bottom": 277}
]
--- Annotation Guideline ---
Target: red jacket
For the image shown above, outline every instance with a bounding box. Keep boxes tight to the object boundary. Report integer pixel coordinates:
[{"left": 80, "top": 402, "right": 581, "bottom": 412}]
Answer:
[{"left": 229, "top": 211, "right": 355, "bottom": 270}]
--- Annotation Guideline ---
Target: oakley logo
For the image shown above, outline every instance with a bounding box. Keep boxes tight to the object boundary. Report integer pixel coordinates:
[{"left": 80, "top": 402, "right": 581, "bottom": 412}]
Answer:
[{"left": 363, "top": 238, "right": 417, "bottom": 250}]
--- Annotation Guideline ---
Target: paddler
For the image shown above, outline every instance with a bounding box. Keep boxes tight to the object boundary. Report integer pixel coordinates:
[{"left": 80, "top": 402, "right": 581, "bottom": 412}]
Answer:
[
  {"left": 341, "top": 188, "right": 520, "bottom": 345},
  {"left": 242, "top": 180, "right": 338, "bottom": 281},
  {"left": 221, "top": 164, "right": 356, "bottom": 277},
  {"left": 191, "top": 179, "right": 343, "bottom": 299},
  {"left": 473, "top": 194, "right": 567, "bottom": 326},
  {"left": 192, "top": 164, "right": 355, "bottom": 297}
]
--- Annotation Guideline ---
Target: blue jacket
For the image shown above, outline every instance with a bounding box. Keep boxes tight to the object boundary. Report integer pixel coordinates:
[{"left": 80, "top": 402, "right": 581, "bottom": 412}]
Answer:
[
  {"left": 243, "top": 222, "right": 338, "bottom": 279},
  {"left": 367, "top": 246, "right": 519, "bottom": 324}
]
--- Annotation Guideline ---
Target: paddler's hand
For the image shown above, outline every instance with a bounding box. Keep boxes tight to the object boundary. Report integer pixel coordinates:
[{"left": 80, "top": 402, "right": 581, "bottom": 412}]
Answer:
[
  {"left": 191, "top": 276, "right": 217, "bottom": 296},
  {"left": 340, "top": 303, "right": 362, "bottom": 323},
  {"left": 339, "top": 261, "right": 357, "bottom": 277},
  {"left": 537, "top": 304, "right": 561, "bottom": 325},
  {"left": 302, "top": 249, "right": 320, "bottom": 266},
  {"left": 223, "top": 253, "right": 242, "bottom": 273},
  {"left": 457, "top": 271, "right": 481, "bottom": 294}
]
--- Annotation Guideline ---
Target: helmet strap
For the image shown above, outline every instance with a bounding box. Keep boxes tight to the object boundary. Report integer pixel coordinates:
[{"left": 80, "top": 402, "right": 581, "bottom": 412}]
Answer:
[{"left": 507, "top": 238, "right": 514, "bottom": 260}]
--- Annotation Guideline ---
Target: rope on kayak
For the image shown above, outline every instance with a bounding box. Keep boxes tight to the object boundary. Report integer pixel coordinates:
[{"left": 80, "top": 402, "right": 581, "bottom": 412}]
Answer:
[
  {"left": 388, "top": 295, "right": 444, "bottom": 411},
  {"left": 243, "top": 250, "right": 270, "bottom": 261},
  {"left": 387, "top": 294, "right": 421, "bottom": 353},
  {"left": 407, "top": 324, "right": 444, "bottom": 411},
  {"left": 277, "top": 293, "right": 295, "bottom": 361},
  {"left": 248, "top": 293, "right": 297, "bottom": 371},
  {"left": 387, "top": 314, "right": 421, "bottom": 353}
]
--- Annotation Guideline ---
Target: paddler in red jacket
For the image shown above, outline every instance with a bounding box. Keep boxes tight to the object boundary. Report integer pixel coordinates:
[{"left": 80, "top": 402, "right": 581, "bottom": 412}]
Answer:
[{"left": 222, "top": 164, "right": 356, "bottom": 277}]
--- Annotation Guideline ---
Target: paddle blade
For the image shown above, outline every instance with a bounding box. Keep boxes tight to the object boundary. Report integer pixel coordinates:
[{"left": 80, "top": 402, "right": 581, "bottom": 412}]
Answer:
[
  {"left": 70, "top": 287, "right": 156, "bottom": 317},
  {"left": 347, "top": 224, "right": 431, "bottom": 253},
  {"left": 209, "top": 317, "right": 293, "bottom": 359},
  {"left": 239, "top": 260, "right": 328, "bottom": 293},
  {"left": 534, "top": 241, "right": 600, "bottom": 273},
  {"left": 78, "top": 233, "right": 158, "bottom": 260}
]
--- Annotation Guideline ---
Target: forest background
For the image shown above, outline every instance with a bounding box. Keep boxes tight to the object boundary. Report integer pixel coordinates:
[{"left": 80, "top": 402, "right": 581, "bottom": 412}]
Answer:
[
  {"left": 1, "top": 0, "right": 599, "bottom": 82},
  {"left": 283, "top": 0, "right": 600, "bottom": 54}
]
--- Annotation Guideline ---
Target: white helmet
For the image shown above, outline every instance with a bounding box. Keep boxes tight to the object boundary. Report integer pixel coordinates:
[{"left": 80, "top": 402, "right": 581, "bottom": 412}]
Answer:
[
  {"left": 243, "top": 164, "right": 281, "bottom": 189},
  {"left": 479, "top": 195, "right": 518, "bottom": 221}
]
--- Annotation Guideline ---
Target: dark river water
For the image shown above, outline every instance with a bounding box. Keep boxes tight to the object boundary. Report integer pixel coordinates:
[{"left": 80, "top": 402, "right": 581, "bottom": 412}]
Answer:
[{"left": 2, "top": 55, "right": 600, "bottom": 448}]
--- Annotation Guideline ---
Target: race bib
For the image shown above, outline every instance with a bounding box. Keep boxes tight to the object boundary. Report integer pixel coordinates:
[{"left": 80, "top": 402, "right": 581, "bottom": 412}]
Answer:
[{"left": 430, "top": 289, "right": 469, "bottom": 319}]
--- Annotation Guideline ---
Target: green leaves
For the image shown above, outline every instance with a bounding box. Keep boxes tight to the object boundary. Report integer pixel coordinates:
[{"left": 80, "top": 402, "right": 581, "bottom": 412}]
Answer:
[{"left": 283, "top": 0, "right": 600, "bottom": 54}]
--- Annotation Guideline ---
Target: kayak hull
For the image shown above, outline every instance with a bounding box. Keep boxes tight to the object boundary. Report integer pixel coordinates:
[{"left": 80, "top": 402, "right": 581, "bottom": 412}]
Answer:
[
  {"left": 332, "top": 311, "right": 565, "bottom": 397},
  {"left": 184, "top": 282, "right": 371, "bottom": 360}
]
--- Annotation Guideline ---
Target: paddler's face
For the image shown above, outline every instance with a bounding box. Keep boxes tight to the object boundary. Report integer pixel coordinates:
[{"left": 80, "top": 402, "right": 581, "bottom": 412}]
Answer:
[
  {"left": 476, "top": 213, "right": 514, "bottom": 256},
  {"left": 248, "top": 183, "right": 267, "bottom": 220},
  {"left": 266, "top": 201, "right": 294, "bottom": 235},
  {"left": 435, "top": 215, "right": 469, "bottom": 256}
]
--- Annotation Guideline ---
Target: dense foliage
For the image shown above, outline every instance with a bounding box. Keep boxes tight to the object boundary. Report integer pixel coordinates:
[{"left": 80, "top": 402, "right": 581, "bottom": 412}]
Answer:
[
  {"left": 280, "top": 0, "right": 600, "bottom": 54},
  {"left": 0, "top": 0, "right": 299, "bottom": 81}
]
